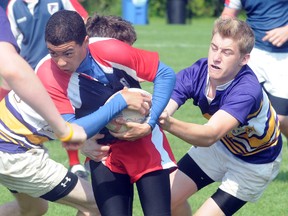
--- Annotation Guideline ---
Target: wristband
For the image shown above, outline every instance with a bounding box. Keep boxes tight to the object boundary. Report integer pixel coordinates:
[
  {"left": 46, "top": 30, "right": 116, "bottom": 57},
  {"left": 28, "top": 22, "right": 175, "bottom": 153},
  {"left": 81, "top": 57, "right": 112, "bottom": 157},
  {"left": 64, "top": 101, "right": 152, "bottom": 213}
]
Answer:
[{"left": 59, "top": 122, "right": 74, "bottom": 142}]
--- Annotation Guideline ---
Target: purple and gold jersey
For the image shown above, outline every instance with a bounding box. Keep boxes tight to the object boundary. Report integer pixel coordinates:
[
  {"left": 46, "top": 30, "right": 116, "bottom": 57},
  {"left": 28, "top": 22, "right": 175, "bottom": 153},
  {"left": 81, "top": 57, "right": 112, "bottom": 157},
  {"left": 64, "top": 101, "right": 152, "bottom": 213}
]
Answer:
[
  {"left": 171, "top": 58, "right": 282, "bottom": 164},
  {"left": 0, "top": 91, "right": 55, "bottom": 153}
]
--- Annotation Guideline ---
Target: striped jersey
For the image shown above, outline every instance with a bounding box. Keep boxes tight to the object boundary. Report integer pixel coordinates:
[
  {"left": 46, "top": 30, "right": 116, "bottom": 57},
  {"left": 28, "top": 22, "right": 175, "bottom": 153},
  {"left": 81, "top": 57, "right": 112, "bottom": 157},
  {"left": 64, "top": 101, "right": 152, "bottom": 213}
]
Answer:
[
  {"left": 171, "top": 58, "right": 282, "bottom": 164},
  {"left": 0, "top": 37, "right": 176, "bottom": 175}
]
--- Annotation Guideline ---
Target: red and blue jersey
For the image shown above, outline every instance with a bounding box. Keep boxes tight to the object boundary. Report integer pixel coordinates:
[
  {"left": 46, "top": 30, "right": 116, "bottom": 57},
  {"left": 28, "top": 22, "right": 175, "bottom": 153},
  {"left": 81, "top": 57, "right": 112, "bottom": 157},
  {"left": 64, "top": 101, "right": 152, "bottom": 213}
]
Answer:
[
  {"left": 73, "top": 38, "right": 176, "bottom": 180},
  {"left": 0, "top": 37, "right": 177, "bottom": 180},
  {"left": 171, "top": 58, "right": 282, "bottom": 164},
  {"left": 68, "top": 37, "right": 176, "bottom": 143}
]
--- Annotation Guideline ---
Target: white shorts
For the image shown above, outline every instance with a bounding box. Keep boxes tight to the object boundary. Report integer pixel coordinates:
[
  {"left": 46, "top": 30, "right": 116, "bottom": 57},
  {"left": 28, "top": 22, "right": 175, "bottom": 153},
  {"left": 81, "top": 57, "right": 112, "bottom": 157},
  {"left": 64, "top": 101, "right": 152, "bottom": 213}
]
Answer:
[
  {"left": 0, "top": 148, "right": 68, "bottom": 197},
  {"left": 249, "top": 47, "right": 288, "bottom": 98},
  {"left": 188, "top": 141, "right": 282, "bottom": 202}
]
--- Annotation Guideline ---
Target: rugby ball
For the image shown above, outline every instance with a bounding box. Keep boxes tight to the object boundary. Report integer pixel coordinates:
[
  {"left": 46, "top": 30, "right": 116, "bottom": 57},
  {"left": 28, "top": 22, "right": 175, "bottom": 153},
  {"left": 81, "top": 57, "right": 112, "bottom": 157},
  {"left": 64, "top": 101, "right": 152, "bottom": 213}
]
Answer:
[{"left": 105, "top": 88, "right": 151, "bottom": 133}]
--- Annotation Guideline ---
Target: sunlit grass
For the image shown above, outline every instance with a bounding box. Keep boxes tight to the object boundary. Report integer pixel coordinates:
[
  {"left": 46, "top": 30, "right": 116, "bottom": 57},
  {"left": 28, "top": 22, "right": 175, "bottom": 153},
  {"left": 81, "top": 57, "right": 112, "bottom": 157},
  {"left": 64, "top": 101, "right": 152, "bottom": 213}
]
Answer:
[{"left": 1, "top": 17, "right": 287, "bottom": 216}]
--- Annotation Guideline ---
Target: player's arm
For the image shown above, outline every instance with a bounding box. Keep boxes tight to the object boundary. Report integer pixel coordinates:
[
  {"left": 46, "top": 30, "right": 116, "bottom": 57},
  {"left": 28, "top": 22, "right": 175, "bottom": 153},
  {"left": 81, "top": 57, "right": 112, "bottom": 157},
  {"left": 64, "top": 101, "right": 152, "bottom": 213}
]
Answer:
[
  {"left": 0, "top": 42, "right": 86, "bottom": 142},
  {"left": 221, "top": 0, "right": 242, "bottom": 18},
  {"left": 110, "top": 61, "right": 176, "bottom": 140},
  {"left": 165, "top": 99, "right": 179, "bottom": 116},
  {"left": 63, "top": 89, "right": 150, "bottom": 139},
  {"left": 159, "top": 109, "right": 239, "bottom": 147},
  {"left": 221, "top": 6, "right": 239, "bottom": 18},
  {"left": 148, "top": 61, "right": 176, "bottom": 128}
]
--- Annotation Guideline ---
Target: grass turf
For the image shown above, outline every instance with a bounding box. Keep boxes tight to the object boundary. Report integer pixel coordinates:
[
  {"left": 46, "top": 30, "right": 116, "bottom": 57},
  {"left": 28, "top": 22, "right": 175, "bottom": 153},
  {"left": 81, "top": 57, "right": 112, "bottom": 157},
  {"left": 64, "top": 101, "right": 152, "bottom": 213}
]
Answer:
[{"left": 1, "top": 17, "right": 287, "bottom": 216}]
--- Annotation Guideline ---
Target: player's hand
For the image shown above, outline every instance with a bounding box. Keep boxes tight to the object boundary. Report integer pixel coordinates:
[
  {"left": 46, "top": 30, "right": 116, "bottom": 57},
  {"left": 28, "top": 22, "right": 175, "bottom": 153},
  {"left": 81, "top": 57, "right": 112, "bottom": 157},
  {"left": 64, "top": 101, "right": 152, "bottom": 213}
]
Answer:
[
  {"left": 110, "top": 121, "right": 151, "bottom": 141},
  {"left": 80, "top": 134, "right": 110, "bottom": 162},
  {"left": 120, "top": 87, "right": 151, "bottom": 116},
  {"left": 158, "top": 110, "right": 172, "bottom": 131},
  {"left": 262, "top": 26, "right": 288, "bottom": 47}
]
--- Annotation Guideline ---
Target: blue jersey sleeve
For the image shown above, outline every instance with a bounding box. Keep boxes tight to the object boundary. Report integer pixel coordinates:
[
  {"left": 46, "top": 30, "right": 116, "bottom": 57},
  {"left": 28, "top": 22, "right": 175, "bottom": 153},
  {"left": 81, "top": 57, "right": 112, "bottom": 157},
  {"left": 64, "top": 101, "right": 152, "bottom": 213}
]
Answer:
[
  {"left": 62, "top": 93, "right": 127, "bottom": 138},
  {"left": 148, "top": 61, "right": 176, "bottom": 128}
]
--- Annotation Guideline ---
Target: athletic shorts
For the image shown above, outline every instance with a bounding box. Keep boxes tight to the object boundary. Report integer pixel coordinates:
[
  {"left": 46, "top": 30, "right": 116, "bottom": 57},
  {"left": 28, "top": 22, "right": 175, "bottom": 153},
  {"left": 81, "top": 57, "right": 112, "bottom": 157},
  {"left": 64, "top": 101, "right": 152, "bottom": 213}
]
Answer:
[
  {"left": 186, "top": 141, "right": 282, "bottom": 202},
  {"left": 248, "top": 48, "right": 288, "bottom": 115},
  {"left": 0, "top": 148, "right": 72, "bottom": 198},
  {"left": 103, "top": 125, "right": 177, "bottom": 183}
]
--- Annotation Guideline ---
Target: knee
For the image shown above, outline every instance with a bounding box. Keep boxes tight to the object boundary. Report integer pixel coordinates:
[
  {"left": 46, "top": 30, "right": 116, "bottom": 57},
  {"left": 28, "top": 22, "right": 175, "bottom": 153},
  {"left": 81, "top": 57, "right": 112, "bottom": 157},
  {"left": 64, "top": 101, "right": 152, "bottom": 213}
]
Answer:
[
  {"left": 278, "top": 115, "right": 288, "bottom": 125},
  {"left": 171, "top": 200, "right": 191, "bottom": 216},
  {"left": 76, "top": 202, "right": 100, "bottom": 216},
  {"left": 20, "top": 201, "right": 48, "bottom": 216},
  {"left": 277, "top": 115, "right": 288, "bottom": 137}
]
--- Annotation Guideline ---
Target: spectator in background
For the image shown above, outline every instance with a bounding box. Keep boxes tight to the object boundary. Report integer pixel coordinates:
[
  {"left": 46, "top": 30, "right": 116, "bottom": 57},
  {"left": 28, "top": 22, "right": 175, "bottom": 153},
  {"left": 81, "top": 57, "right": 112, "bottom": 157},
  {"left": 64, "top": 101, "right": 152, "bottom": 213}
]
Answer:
[
  {"left": 221, "top": 0, "right": 288, "bottom": 140},
  {"left": 159, "top": 18, "right": 282, "bottom": 216},
  {"left": 6, "top": 0, "right": 89, "bottom": 179}
]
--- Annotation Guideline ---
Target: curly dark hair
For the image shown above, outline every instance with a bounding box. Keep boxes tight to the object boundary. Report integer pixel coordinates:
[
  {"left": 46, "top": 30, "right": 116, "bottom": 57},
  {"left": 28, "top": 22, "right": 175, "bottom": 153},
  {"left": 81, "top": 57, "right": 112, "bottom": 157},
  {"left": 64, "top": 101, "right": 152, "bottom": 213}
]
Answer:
[
  {"left": 45, "top": 10, "right": 87, "bottom": 46},
  {"left": 86, "top": 14, "right": 137, "bottom": 45}
]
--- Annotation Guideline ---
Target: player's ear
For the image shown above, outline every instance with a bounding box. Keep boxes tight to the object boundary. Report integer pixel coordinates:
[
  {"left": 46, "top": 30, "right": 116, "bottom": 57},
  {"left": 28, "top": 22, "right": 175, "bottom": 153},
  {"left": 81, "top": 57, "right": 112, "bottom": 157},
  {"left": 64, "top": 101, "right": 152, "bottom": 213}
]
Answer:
[
  {"left": 240, "top": 53, "right": 250, "bottom": 66},
  {"left": 83, "top": 35, "right": 89, "bottom": 46}
]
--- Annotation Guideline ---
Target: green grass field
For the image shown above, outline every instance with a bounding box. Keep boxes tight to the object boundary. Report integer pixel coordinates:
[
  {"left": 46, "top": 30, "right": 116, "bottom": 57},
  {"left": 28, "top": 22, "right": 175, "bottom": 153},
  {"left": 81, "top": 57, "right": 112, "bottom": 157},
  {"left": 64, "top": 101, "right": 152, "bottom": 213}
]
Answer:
[{"left": 1, "top": 17, "right": 288, "bottom": 215}]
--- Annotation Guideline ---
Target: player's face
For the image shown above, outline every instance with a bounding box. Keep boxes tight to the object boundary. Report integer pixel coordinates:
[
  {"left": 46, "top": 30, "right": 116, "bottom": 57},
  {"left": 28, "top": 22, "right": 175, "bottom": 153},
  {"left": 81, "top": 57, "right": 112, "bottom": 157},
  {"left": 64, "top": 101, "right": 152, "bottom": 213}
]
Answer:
[
  {"left": 47, "top": 38, "right": 88, "bottom": 73},
  {"left": 207, "top": 33, "right": 249, "bottom": 85}
]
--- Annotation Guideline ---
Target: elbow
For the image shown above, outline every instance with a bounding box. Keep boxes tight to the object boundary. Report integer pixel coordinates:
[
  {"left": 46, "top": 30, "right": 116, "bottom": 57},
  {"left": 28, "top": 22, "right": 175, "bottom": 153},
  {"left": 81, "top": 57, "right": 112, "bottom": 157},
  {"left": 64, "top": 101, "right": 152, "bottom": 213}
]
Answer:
[
  {"left": 189, "top": 134, "right": 219, "bottom": 147},
  {"left": 205, "top": 132, "right": 220, "bottom": 146},
  {"left": 205, "top": 138, "right": 217, "bottom": 147}
]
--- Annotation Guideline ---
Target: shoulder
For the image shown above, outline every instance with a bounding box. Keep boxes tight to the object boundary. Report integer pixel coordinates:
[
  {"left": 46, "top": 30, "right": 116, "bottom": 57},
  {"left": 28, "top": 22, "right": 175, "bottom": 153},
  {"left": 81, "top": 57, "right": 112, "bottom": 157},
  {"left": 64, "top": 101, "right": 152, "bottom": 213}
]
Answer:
[{"left": 88, "top": 37, "right": 159, "bottom": 68}]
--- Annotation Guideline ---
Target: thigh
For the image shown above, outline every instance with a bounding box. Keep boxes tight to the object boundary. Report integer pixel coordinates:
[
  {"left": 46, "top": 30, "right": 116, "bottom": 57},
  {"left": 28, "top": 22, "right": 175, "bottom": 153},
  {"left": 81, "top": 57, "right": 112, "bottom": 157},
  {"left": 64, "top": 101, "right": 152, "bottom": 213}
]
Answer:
[
  {"left": 136, "top": 169, "right": 171, "bottom": 216},
  {"left": 186, "top": 144, "right": 225, "bottom": 182},
  {"left": 13, "top": 193, "right": 48, "bottom": 216},
  {"left": 221, "top": 149, "right": 282, "bottom": 202},
  {"left": 0, "top": 149, "right": 67, "bottom": 198},
  {"left": 56, "top": 177, "right": 99, "bottom": 215},
  {"left": 208, "top": 189, "right": 246, "bottom": 216},
  {"left": 90, "top": 160, "right": 133, "bottom": 216}
]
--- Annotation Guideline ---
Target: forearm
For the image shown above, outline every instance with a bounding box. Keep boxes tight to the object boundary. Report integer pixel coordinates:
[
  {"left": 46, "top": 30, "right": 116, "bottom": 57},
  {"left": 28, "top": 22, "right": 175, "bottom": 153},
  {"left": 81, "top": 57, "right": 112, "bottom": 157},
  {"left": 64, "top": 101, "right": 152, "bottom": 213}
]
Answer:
[
  {"left": 165, "top": 99, "right": 179, "bottom": 116},
  {"left": 149, "top": 62, "right": 176, "bottom": 128},
  {"left": 166, "top": 117, "right": 218, "bottom": 147},
  {"left": 70, "top": 93, "right": 127, "bottom": 138},
  {"left": 221, "top": 7, "right": 239, "bottom": 18}
]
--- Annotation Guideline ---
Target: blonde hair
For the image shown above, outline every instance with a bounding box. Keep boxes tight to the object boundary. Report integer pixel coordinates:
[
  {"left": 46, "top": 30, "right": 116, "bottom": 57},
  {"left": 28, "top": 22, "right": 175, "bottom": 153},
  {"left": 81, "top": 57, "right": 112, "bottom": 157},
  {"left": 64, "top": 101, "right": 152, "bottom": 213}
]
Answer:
[{"left": 212, "top": 18, "right": 255, "bottom": 55}]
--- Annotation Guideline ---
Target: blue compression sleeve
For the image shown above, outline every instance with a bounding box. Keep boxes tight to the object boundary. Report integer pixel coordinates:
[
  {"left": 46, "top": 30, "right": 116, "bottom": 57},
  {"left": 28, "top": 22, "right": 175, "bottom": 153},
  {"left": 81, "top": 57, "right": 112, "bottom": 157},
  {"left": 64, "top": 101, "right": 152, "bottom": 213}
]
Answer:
[
  {"left": 62, "top": 93, "right": 127, "bottom": 139},
  {"left": 148, "top": 61, "right": 176, "bottom": 128}
]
